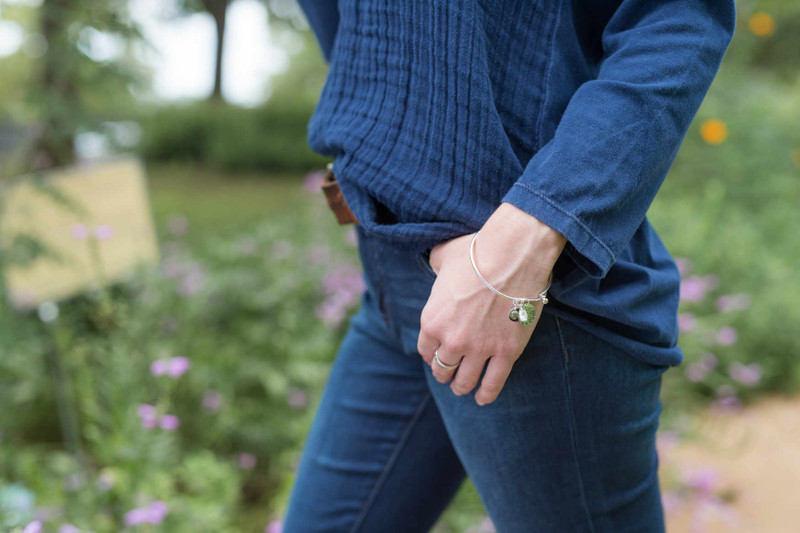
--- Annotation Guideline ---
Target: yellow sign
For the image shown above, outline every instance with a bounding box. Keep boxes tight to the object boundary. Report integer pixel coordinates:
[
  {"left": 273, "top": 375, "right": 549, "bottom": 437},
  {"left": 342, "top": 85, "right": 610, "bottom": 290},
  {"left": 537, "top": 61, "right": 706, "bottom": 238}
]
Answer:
[{"left": 1, "top": 156, "right": 159, "bottom": 308}]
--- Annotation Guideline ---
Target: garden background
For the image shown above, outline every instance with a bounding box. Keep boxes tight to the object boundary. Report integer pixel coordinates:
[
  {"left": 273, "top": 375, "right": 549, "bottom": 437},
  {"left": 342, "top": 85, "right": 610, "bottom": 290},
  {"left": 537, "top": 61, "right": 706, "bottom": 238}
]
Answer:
[{"left": 0, "top": 0, "right": 798, "bottom": 531}]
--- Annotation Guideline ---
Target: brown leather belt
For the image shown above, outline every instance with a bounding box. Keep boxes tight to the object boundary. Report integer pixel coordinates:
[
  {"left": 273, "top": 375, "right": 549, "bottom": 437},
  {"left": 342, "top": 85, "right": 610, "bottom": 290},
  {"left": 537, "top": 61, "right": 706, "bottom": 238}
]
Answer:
[{"left": 321, "top": 162, "right": 359, "bottom": 225}]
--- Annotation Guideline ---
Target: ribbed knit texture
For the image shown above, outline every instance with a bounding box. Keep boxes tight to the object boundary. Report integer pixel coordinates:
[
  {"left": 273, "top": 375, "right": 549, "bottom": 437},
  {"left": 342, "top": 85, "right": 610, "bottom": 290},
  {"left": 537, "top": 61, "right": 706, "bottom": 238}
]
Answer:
[
  {"left": 298, "top": 0, "right": 736, "bottom": 367},
  {"left": 307, "top": 2, "right": 554, "bottom": 250}
]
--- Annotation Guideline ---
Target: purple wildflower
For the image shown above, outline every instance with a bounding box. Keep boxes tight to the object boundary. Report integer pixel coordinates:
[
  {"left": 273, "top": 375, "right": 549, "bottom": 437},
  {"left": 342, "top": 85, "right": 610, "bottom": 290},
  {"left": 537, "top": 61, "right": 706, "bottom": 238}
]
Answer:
[
  {"left": 266, "top": 520, "right": 283, "bottom": 533},
  {"left": 59, "top": 524, "right": 80, "bottom": 533},
  {"left": 679, "top": 276, "right": 709, "bottom": 302},
  {"left": 149, "top": 501, "right": 168, "bottom": 518},
  {"left": 70, "top": 224, "right": 89, "bottom": 240},
  {"left": 315, "top": 265, "right": 366, "bottom": 327},
  {"left": 728, "top": 362, "right": 762, "bottom": 386},
  {"left": 716, "top": 326, "right": 738, "bottom": 346},
  {"left": 137, "top": 404, "right": 159, "bottom": 429},
  {"left": 167, "top": 356, "right": 190, "bottom": 378},
  {"left": 681, "top": 467, "right": 718, "bottom": 494},
  {"left": 22, "top": 521, "right": 42, "bottom": 533},
  {"left": 124, "top": 508, "right": 150, "bottom": 526},
  {"left": 124, "top": 500, "right": 169, "bottom": 526},
  {"left": 150, "top": 359, "right": 168, "bottom": 376},
  {"left": 238, "top": 453, "right": 257, "bottom": 470},
  {"left": 94, "top": 225, "right": 114, "bottom": 241},
  {"left": 303, "top": 170, "right": 325, "bottom": 192},
  {"left": 159, "top": 414, "right": 180, "bottom": 431},
  {"left": 315, "top": 299, "right": 347, "bottom": 328}
]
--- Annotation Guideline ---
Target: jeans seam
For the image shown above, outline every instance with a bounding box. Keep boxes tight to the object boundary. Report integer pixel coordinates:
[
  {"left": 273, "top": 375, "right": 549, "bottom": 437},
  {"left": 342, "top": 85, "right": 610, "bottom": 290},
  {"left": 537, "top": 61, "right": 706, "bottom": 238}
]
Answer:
[
  {"left": 349, "top": 391, "right": 433, "bottom": 533},
  {"left": 555, "top": 316, "right": 597, "bottom": 533},
  {"left": 554, "top": 315, "right": 570, "bottom": 365}
]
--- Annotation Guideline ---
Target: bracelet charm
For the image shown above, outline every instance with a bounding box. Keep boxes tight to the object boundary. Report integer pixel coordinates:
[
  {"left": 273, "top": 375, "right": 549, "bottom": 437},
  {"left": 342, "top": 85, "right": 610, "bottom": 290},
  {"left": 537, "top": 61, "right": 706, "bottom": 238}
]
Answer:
[{"left": 509, "top": 299, "right": 536, "bottom": 326}]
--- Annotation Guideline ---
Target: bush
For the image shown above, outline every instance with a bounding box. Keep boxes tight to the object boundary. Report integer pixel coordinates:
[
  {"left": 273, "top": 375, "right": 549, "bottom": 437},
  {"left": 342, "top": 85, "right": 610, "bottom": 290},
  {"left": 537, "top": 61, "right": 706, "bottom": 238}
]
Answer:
[{"left": 137, "top": 100, "right": 329, "bottom": 173}]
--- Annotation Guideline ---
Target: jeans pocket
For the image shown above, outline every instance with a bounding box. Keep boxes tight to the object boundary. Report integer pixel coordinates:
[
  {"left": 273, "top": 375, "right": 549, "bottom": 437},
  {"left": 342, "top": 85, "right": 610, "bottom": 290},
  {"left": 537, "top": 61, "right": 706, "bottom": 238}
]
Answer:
[{"left": 415, "top": 248, "right": 438, "bottom": 281}]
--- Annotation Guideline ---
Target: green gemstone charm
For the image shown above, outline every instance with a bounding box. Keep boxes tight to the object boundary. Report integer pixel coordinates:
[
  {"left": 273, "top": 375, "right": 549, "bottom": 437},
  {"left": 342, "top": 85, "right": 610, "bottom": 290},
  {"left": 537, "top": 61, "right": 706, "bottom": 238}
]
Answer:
[{"left": 518, "top": 302, "right": 536, "bottom": 326}]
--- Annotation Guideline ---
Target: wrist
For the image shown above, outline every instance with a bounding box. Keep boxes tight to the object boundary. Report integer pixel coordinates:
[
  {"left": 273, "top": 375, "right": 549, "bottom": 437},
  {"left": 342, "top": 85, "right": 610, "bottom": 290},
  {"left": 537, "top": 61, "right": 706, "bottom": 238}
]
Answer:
[{"left": 484, "top": 202, "right": 567, "bottom": 270}]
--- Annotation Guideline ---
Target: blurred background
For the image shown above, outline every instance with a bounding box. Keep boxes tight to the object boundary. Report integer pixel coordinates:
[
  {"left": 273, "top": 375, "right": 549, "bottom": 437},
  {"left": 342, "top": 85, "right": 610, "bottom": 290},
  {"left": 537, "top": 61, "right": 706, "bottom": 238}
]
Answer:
[{"left": 0, "top": 0, "right": 798, "bottom": 531}]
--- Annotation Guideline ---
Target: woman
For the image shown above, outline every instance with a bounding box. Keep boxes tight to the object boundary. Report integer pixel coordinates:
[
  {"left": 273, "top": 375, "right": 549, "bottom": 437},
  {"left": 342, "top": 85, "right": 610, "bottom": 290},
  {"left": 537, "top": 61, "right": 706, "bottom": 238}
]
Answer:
[{"left": 283, "top": 1, "right": 735, "bottom": 531}]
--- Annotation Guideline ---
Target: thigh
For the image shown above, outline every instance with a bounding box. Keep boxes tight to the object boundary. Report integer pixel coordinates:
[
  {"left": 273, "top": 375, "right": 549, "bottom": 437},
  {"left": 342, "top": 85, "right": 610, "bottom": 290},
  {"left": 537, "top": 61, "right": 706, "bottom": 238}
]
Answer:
[
  {"left": 423, "top": 311, "right": 668, "bottom": 533},
  {"left": 282, "top": 288, "right": 466, "bottom": 533}
]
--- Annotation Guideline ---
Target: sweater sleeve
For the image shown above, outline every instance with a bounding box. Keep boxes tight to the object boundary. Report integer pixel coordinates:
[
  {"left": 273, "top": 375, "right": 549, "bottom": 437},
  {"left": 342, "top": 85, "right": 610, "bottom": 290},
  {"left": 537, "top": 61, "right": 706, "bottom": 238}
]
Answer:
[
  {"left": 297, "top": 0, "right": 340, "bottom": 63},
  {"left": 500, "top": 0, "right": 736, "bottom": 279}
]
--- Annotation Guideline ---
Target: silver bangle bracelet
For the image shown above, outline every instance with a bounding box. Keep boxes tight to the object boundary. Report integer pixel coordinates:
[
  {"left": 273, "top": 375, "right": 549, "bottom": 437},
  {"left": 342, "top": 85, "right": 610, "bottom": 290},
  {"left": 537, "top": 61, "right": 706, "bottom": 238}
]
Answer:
[{"left": 469, "top": 229, "right": 553, "bottom": 326}]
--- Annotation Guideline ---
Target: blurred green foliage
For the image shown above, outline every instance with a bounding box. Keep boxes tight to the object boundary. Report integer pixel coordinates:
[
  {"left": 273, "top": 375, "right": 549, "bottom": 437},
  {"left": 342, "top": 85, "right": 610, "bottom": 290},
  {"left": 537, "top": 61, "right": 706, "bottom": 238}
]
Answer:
[
  {"left": 0, "top": 184, "right": 361, "bottom": 531},
  {"left": 137, "top": 98, "right": 328, "bottom": 172},
  {"left": 0, "top": 0, "right": 145, "bottom": 172}
]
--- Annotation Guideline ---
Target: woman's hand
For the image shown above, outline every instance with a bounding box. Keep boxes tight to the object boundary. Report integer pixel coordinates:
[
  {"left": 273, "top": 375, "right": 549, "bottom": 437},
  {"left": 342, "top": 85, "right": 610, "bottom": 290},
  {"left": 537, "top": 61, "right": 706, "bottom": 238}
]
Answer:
[{"left": 417, "top": 202, "right": 567, "bottom": 406}]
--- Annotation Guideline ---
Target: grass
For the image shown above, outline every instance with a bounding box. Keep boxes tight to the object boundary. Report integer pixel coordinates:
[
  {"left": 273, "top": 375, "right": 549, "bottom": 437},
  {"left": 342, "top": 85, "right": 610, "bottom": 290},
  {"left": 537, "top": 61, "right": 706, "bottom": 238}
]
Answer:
[{"left": 146, "top": 163, "right": 311, "bottom": 240}]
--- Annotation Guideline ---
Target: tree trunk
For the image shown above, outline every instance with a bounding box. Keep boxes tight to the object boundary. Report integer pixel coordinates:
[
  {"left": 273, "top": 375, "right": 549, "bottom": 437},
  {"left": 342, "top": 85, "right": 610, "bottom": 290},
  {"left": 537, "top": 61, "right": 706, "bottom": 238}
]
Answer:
[
  {"left": 34, "top": 0, "right": 76, "bottom": 169},
  {"left": 205, "top": 0, "right": 229, "bottom": 101}
]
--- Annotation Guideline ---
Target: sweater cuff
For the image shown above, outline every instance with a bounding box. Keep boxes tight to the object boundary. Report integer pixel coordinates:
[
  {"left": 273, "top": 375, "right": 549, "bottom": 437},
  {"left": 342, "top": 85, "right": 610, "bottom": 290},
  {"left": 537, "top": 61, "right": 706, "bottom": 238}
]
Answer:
[{"left": 501, "top": 181, "right": 616, "bottom": 279}]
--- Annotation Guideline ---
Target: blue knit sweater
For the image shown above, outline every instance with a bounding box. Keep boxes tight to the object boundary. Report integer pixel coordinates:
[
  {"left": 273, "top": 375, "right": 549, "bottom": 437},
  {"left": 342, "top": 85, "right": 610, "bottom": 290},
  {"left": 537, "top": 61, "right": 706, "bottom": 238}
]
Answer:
[{"left": 298, "top": 0, "right": 735, "bottom": 367}]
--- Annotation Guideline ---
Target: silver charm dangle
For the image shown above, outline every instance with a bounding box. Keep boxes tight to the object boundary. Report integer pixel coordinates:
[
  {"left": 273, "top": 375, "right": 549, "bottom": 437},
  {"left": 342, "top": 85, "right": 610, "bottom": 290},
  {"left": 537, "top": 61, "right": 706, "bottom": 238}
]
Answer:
[
  {"left": 508, "top": 298, "right": 536, "bottom": 326},
  {"left": 507, "top": 298, "right": 530, "bottom": 326}
]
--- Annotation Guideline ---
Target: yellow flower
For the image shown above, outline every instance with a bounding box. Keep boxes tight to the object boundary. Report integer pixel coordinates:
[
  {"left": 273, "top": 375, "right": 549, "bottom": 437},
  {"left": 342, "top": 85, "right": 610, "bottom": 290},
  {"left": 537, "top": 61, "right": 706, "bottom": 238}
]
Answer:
[
  {"left": 748, "top": 12, "right": 776, "bottom": 37},
  {"left": 700, "top": 119, "right": 728, "bottom": 145}
]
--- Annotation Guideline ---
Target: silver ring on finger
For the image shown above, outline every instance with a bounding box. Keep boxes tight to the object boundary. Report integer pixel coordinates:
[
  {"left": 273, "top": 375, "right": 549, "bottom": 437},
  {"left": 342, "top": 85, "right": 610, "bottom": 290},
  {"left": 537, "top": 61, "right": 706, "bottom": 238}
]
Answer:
[{"left": 434, "top": 348, "right": 461, "bottom": 370}]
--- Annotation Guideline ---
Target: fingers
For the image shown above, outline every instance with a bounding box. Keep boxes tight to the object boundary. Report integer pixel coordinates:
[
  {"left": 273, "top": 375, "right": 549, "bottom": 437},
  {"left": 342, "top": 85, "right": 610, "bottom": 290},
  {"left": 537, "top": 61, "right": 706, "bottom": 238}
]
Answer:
[
  {"left": 447, "top": 354, "right": 485, "bottom": 396},
  {"left": 475, "top": 356, "right": 514, "bottom": 406},
  {"left": 417, "top": 326, "right": 439, "bottom": 366},
  {"left": 430, "top": 345, "right": 462, "bottom": 384}
]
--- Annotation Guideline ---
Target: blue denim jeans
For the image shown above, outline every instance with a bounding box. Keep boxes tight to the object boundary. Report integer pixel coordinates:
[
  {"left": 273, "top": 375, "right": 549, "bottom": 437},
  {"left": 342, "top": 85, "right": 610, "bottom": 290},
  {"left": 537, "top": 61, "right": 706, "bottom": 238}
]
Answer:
[{"left": 282, "top": 224, "right": 669, "bottom": 532}]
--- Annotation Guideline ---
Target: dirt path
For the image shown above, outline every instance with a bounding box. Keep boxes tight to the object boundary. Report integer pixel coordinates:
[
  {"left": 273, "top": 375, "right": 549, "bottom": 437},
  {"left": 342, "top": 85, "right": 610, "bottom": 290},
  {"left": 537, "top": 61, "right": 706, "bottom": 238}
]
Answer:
[{"left": 660, "top": 394, "right": 800, "bottom": 532}]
